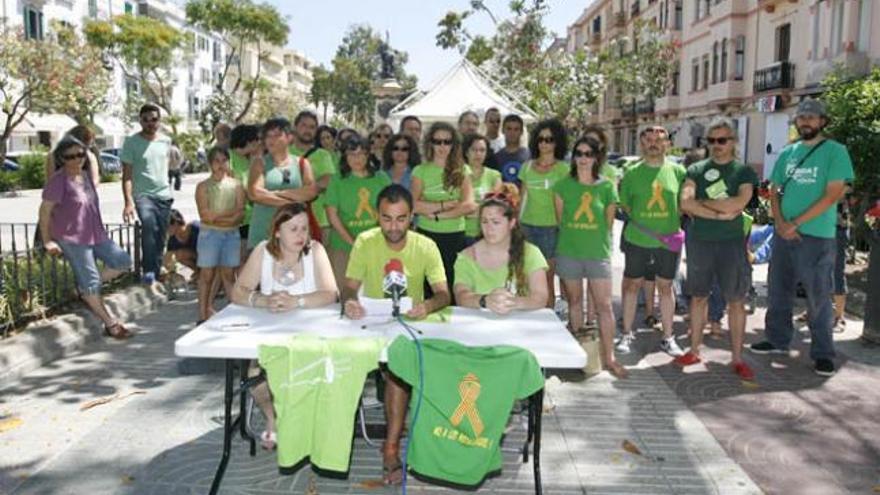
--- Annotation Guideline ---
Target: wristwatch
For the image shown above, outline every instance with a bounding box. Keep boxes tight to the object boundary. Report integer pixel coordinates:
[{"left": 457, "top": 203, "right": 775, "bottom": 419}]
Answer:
[
  {"left": 479, "top": 295, "right": 487, "bottom": 309},
  {"left": 296, "top": 296, "right": 305, "bottom": 309}
]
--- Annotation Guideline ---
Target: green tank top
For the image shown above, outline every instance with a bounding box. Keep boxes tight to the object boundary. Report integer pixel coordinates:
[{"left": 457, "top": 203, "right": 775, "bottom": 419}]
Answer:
[{"left": 247, "top": 153, "right": 302, "bottom": 248}]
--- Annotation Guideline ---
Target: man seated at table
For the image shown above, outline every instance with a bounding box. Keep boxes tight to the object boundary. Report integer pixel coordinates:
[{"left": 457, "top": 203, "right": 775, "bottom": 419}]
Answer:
[{"left": 341, "top": 184, "right": 450, "bottom": 484}]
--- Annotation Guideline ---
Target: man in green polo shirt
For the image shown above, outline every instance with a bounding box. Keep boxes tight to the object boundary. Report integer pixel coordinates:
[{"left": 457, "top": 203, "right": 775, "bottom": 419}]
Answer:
[
  {"left": 342, "top": 184, "right": 449, "bottom": 485},
  {"left": 289, "top": 110, "right": 337, "bottom": 242},
  {"left": 228, "top": 124, "right": 262, "bottom": 255},
  {"left": 749, "top": 99, "right": 854, "bottom": 377},
  {"left": 618, "top": 126, "right": 686, "bottom": 356},
  {"left": 677, "top": 118, "right": 758, "bottom": 380}
]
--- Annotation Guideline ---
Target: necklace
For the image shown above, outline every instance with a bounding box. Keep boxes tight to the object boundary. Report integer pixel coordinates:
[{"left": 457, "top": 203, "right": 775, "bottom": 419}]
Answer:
[{"left": 276, "top": 256, "right": 301, "bottom": 286}]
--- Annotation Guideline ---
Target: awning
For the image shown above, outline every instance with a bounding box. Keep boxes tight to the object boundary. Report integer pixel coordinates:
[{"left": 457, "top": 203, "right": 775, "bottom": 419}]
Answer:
[{"left": 18, "top": 113, "right": 78, "bottom": 134}]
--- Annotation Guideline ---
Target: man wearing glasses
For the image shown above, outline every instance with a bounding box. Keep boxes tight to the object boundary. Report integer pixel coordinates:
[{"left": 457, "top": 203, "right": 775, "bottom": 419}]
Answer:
[
  {"left": 676, "top": 118, "right": 759, "bottom": 380},
  {"left": 484, "top": 107, "right": 504, "bottom": 153},
  {"left": 121, "top": 103, "right": 174, "bottom": 285}
]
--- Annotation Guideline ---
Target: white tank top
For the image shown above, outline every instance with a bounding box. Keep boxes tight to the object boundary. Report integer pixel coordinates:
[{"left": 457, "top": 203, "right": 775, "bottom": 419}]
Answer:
[{"left": 259, "top": 242, "right": 317, "bottom": 296}]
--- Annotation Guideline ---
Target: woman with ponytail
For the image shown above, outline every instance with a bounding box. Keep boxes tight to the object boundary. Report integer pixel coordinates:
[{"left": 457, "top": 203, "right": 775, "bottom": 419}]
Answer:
[{"left": 453, "top": 184, "right": 548, "bottom": 314}]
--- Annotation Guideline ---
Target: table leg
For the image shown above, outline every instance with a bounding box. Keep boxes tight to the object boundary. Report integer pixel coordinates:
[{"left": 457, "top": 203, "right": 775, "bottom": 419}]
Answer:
[
  {"left": 209, "top": 359, "right": 235, "bottom": 495},
  {"left": 530, "top": 389, "right": 544, "bottom": 495},
  {"left": 238, "top": 359, "right": 256, "bottom": 456}
]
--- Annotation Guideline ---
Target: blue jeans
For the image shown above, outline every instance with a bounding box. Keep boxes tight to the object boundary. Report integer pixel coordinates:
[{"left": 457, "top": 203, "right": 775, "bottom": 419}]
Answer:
[
  {"left": 765, "top": 235, "right": 836, "bottom": 360},
  {"left": 834, "top": 226, "right": 848, "bottom": 295},
  {"left": 135, "top": 195, "right": 173, "bottom": 277},
  {"left": 58, "top": 239, "right": 132, "bottom": 295}
]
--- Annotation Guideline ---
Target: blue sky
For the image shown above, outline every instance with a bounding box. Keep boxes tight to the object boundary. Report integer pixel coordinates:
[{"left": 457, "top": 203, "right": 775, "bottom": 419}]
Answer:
[{"left": 268, "top": 0, "right": 589, "bottom": 89}]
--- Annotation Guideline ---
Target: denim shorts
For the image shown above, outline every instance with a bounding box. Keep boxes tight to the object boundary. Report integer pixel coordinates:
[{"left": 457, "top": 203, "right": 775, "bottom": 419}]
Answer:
[
  {"left": 58, "top": 239, "right": 132, "bottom": 295},
  {"left": 197, "top": 228, "right": 242, "bottom": 268},
  {"left": 521, "top": 224, "right": 558, "bottom": 260},
  {"left": 556, "top": 256, "right": 612, "bottom": 280}
]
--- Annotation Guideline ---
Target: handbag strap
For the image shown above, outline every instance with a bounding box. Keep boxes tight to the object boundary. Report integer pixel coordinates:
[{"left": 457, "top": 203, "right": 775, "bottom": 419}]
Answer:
[{"left": 778, "top": 139, "right": 827, "bottom": 195}]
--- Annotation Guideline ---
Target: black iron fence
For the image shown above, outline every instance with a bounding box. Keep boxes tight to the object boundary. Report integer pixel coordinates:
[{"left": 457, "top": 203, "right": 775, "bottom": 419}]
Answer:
[{"left": 0, "top": 222, "right": 141, "bottom": 338}]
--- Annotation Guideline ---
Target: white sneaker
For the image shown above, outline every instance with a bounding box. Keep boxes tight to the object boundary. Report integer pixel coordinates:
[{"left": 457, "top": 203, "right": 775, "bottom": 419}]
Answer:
[
  {"left": 660, "top": 336, "right": 684, "bottom": 357},
  {"left": 615, "top": 333, "right": 634, "bottom": 354}
]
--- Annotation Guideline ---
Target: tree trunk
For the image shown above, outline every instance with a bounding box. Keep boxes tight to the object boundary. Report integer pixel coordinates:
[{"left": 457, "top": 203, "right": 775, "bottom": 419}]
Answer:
[{"left": 862, "top": 229, "right": 880, "bottom": 344}]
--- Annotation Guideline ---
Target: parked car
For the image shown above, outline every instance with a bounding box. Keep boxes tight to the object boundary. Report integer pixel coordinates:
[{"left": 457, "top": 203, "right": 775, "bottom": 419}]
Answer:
[
  {"left": 99, "top": 153, "right": 122, "bottom": 175},
  {"left": 2, "top": 158, "right": 19, "bottom": 172},
  {"left": 101, "top": 148, "right": 121, "bottom": 157}
]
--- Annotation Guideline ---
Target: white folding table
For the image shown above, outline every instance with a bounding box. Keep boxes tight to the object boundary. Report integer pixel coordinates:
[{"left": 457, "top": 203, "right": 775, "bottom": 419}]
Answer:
[{"left": 175, "top": 304, "right": 586, "bottom": 495}]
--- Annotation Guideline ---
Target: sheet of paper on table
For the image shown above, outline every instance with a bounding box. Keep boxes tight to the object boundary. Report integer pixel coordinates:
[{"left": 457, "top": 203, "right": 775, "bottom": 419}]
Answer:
[{"left": 359, "top": 296, "right": 413, "bottom": 321}]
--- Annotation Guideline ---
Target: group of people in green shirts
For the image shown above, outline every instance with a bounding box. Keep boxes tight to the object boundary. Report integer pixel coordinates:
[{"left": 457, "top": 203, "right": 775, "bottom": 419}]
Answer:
[{"left": 176, "top": 98, "right": 853, "bottom": 484}]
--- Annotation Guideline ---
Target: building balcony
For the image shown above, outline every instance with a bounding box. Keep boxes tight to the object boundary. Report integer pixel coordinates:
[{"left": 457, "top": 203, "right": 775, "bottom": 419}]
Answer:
[
  {"left": 621, "top": 102, "right": 637, "bottom": 118},
  {"left": 805, "top": 49, "right": 871, "bottom": 87},
  {"left": 758, "top": 0, "right": 799, "bottom": 14},
  {"left": 707, "top": 79, "right": 748, "bottom": 103},
  {"left": 636, "top": 99, "right": 654, "bottom": 115},
  {"left": 591, "top": 32, "right": 602, "bottom": 46},
  {"left": 753, "top": 61, "right": 795, "bottom": 93},
  {"left": 614, "top": 12, "right": 626, "bottom": 28},
  {"left": 654, "top": 95, "right": 680, "bottom": 114}
]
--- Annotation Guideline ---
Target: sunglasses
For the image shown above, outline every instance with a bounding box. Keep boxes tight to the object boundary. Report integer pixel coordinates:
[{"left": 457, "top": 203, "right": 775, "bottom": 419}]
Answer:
[
  {"left": 62, "top": 152, "right": 86, "bottom": 161},
  {"left": 376, "top": 133, "right": 391, "bottom": 139},
  {"left": 392, "top": 146, "right": 410, "bottom": 152},
  {"left": 282, "top": 168, "right": 291, "bottom": 185},
  {"left": 573, "top": 150, "right": 596, "bottom": 158},
  {"left": 706, "top": 137, "right": 733, "bottom": 145},
  {"left": 141, "top": 117, "right": 160, "bottom": 123},
  {"left": 432, "top": 139, "right": 453, "bottom": 146},
  {"left": 537, "top": 136, "right": 555, "bottom": 144}
]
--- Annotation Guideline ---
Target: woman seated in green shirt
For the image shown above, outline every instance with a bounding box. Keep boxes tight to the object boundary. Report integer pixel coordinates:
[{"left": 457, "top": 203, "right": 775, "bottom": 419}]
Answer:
[
  {"left": 553, "top": 136, "right": 627, "bottom": 378},
  {"left": 325, "top": 134, "right": 391, "bottom": 288},
  {"left": 412, "top": 122, "right": 477, "bottom": 295},
  {"left": 463, "top": 133, "right": 502, "bottom": 247},
  {"left": 454, "top": 184, "right": 549, "bottom": 314}
]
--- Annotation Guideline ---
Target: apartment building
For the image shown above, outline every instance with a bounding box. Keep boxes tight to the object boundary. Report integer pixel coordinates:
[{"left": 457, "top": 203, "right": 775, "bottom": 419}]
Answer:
[
  {"left": 567, "top": 0, "right": 879, "bottom": 177},
  {"left": 229, "top": 43, "right": 315, "bottom": 119}
]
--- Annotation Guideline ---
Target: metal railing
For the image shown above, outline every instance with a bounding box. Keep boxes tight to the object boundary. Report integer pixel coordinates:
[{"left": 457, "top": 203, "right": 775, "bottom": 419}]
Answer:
[
  {"left": 753, "top": 61, "right": 795, "bottom": 93},
  {"left": 0, "top": 222, "right": 141, "bottom": 338}
]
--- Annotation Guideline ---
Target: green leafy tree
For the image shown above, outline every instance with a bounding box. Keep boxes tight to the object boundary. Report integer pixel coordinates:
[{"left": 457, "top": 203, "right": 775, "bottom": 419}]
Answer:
[
  {"left": 0, "top": 24, "right": 109, "bottom": 162},
  {"left": 185, "top": 0, "right": 289, "bottom": 125},
  {"left": 84, "top": 14, "right": 190, "bottom": 133},
  {"left": 309, "top": 65, "right": 334, "bottom": 123}
]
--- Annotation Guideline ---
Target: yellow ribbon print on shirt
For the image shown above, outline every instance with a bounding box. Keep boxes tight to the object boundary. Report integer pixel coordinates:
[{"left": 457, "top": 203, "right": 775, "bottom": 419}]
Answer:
[
  {"left": 354, "top": 187, "right": 377, "bottom": 220},
  {"left": 646, "top": 180, "right": 667, "bottom": 212},
  {"left": 573, "top": 191, "right": 596, "bottom": 223},
  {"left": 450, "top": 373, "right": 484, "bottom": 437}
]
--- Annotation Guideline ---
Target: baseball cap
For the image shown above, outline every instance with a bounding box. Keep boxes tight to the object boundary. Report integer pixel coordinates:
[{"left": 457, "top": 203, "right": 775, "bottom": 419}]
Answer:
[{"left": 795, "top": 99, "right": 827, "bottom": 118}]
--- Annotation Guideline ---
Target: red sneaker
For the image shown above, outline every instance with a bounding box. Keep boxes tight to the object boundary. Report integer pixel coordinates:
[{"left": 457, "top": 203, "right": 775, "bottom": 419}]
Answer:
[
  {"left": 674, "top": 351, "right": 702, "bottom": 366},
  {"left": 733, "top": 362, "right": 755, "bottom": 381}
]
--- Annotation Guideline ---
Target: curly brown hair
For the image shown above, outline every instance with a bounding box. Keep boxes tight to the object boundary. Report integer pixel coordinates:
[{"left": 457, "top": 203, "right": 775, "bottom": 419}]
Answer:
[
  {"left": 477, "top": 183, "right": 528, "bottom": 295},
  {"left": 423, "top": 121, "right": 465, "bottom": 191}
]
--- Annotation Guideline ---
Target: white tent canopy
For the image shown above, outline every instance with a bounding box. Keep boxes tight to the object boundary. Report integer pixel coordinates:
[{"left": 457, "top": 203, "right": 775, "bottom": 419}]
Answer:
[{"left": 388, "top": 59, "right": 537, "bottom": 128}]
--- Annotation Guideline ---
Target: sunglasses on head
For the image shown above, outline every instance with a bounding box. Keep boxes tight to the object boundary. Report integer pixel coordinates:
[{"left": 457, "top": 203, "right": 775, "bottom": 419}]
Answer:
[
  {"left": 62, "top": 152, "right": 86, "bottom": 161},
  {"left": 573, "top": 149, "right": 596, "bottom": 158},
  {"left": 537, "top": 136, "right": 555, "bottom": 144},
  {"left": 282, "top": 168, "right": 291, "bottom": 184},
  {"left": 432, "top": 138, "right": 453, "bottom": 146},
  {"left": 706, "top": 137, "right": 733, "bottom": 145}
]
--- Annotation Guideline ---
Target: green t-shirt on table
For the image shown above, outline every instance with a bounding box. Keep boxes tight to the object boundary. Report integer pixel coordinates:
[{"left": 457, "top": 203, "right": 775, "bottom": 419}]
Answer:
[
  {"left": 412, "top": 162, "right": 470, "bottom": 233},
  {"left": 120, "top": 133, "right": 172, "bottom": 200},
  {"left": 518, "top": 160, "right": 569, "bottom": 227},
  {"left": 687, "top": 159, "right": 759, "bottom": 241},
  {"left": 387, "top": 336, "right": 544, "bottom": 486},
  {"left": 345, "top": 227, "right": 446, "bottom": 303},
  {"left": 453, "top": 242, "right": 547, "bottom": 295},
  {"left": 465, "top": 167, "right": 502, "bottom": 237},
  {"left": 229, "top": 150, "right": 252, "bottom": 226},
  {"left": 290, "top": 145, "right": 337, "bottom": 228},
  {"left": 259, "top": 335, "right": 387, "bottom": 473},
  {"left": 770, "top": 139, "right": 854, "bottom": 239},
  {"left": 553, "top": 176, "right": 618, "bottom": 260},
  {"left": 619, "top": 159, "right": 686, "bottom": 248},
  {"left": 324, "top": 172, "right": 391, "bottom": 252}
]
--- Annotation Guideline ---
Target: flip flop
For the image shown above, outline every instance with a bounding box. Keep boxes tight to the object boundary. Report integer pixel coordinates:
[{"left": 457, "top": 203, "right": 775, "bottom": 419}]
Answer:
[
  {"left": 104, "top": 322, "right": 131, "bottom": 340},
  {"left": 382, "top": 457, "right": 403, "bottom": 485}
]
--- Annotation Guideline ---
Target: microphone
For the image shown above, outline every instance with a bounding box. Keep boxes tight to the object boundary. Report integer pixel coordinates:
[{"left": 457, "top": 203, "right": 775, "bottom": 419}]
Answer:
[{"left": 383, "top": 259, "right": 407, "bottom": 317}]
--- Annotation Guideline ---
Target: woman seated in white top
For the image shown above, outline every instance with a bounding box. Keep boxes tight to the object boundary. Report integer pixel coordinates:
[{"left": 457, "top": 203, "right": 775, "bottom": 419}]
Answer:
[{"left": 231, "top": 202, "right": 338, "bottom": 449}]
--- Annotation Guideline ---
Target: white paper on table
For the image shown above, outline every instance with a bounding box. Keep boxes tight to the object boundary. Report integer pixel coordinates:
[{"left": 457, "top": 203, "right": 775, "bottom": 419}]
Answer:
[{"left": 359, "top": 296, "right": 413, "bottom": 320}]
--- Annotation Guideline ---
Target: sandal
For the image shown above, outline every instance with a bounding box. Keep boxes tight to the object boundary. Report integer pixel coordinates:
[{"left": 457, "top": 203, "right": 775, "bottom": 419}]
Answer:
[
  {"left": 260, "top": 430, "right": 277, "bottom": 450},
  {"left": 104, "top": 322, "right": 131, "bottom": 340},
  {"left": 382, "top": 457, "right": 403, "bottom": 485}
]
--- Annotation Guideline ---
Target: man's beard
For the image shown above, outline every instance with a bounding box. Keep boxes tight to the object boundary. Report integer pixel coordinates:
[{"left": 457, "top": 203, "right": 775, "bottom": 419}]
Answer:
[
  {"left": 798, "top": 126, "right": 820, "bottom": 140},
  {"left": 382, "top": 228, "right": 406, "bottom": 244}
]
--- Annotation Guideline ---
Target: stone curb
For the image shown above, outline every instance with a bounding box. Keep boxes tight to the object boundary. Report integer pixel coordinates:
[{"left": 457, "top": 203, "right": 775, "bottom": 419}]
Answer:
[{"left": 0, "top": 283, "right": 168, "bottom": 384}]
